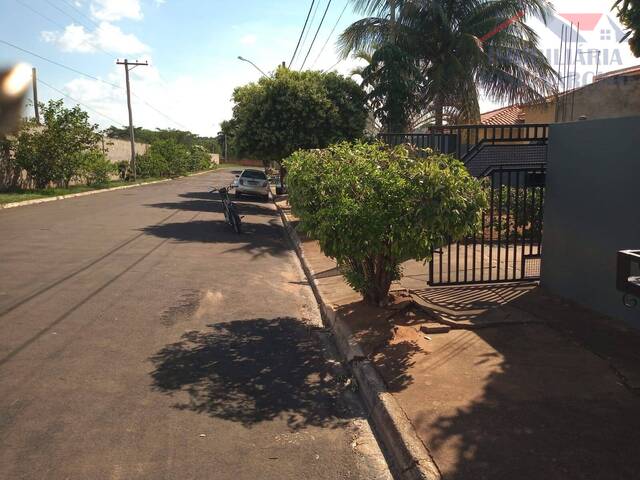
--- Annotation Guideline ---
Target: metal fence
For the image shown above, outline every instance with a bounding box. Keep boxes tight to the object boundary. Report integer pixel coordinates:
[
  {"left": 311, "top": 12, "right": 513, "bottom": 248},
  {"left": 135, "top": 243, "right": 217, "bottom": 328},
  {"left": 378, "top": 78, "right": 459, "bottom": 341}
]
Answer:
[
  {"left": 379, "top": 124, "right": 550, "bottom": 286},
  {"left": 379, "top": 124, "right": 549, "bottom": 162},
  {"left": 428, "top": 165, "right": 546, "bottom": 286}
]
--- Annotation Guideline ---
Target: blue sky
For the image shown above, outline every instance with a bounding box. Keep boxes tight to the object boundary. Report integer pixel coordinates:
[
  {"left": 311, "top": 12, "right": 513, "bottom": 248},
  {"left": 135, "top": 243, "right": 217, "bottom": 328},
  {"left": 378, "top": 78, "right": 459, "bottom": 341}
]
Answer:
[
  {"left": 0, "top": 0, "right": 362, "bottom": 135},
  {"left": 1, "top": 0, "right": 636, "bottom": 136}
]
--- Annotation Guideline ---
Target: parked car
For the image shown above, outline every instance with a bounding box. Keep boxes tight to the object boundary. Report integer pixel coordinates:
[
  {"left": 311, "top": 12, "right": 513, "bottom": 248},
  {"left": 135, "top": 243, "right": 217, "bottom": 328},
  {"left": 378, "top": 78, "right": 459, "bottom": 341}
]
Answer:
[{"left": 235, "top": 169, "right": 270, "bottom": 201}]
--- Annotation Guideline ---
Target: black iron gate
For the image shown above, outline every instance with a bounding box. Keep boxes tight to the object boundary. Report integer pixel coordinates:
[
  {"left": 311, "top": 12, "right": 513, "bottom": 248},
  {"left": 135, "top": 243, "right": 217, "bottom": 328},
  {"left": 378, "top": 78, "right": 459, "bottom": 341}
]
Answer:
[
  {"left": 428, "top": 165, "right": 545, "bottom": 286},
  {"left": 380, "top": 123, "right": 549, "bottom": 286}
]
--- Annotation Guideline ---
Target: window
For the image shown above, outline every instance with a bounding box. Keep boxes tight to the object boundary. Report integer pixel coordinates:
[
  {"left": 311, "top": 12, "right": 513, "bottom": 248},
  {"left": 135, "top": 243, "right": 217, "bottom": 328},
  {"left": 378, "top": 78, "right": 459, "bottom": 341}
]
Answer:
[
  {"left": 241, "top": 170, "right": 267, "bottom": 180},
  {"left": 601, "top": 29, "right": 611, "bottom": 41}
]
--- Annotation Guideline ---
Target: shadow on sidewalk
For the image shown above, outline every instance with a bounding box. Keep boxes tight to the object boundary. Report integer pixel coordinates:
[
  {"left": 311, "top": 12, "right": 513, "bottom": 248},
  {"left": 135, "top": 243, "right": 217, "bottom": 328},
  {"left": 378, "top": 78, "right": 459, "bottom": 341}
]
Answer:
[
  {"left": 149, "top": 317, "right": 354, "bottom": 430},
  {"left": 399, "top": 286, "right": 640, "bottom": 480}
]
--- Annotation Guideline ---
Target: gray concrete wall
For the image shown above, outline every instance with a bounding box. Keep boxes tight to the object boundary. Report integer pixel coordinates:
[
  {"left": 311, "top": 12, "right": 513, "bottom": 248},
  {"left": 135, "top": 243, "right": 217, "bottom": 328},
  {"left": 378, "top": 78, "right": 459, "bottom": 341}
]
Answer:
[
  {"left": 102, "top": 137, "right": 149, "bottom": 164},
  {"left": 525, "top": 74, "right": 640, "bottom": 123},
  {"left": 542, "top": 116, "right": 640, "bottom": 327}
]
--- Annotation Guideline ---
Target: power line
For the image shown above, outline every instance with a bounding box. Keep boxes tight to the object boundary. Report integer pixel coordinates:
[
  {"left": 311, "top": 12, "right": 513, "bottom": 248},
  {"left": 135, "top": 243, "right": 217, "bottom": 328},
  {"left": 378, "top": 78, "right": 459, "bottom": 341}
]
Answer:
[
  {"left": 0, "top": 39, "right": 189, "bottom": 130},
  {"left": 289, "top": 0, "right": 316, "bottom": 67},
  {"left": 322, "top": 59, "right": 343, "bottom": 73},
  {"left": 311, "top": 1, "right": 348, "bottom": 69},
  {"left": 0, "top": 38, "right": 121, "bottom": 89},
  {"left": 59, "top": 0, "right": 102, "bottom": 30},
  {"left": 43, "top": 0, "right": 95, "bottom": 32},
  {"left": 15, "top": 0, "right": 66, "bottom": 30},
  {"left": 14, "top": 0, "right": 112, "bottom": 57},
  {"left": 38, "top": 77, "right": 127, "bottom": 127},
  {"left": 298, "top": 0, "right": 322, "bottom": 65},
  {"left": 300, "top": 0, "right": 333, "bottom": 71}
]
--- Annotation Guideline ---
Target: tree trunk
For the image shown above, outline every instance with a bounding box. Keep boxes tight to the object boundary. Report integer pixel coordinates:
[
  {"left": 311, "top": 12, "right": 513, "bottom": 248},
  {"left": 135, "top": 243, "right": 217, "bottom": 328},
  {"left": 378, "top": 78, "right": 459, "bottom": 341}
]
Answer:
[
  {"left": 361, "top": 255, "right": 395, "bottom": 307},
  {"left": 434, "top": 94, "right": 444, "bottom": 127}
]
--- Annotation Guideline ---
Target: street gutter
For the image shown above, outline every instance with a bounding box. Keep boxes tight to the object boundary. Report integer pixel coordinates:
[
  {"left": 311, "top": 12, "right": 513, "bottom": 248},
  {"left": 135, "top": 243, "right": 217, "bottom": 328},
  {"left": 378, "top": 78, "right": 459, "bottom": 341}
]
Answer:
[{"left": 274, "top": 196, "right": 442, "bottom": 480}]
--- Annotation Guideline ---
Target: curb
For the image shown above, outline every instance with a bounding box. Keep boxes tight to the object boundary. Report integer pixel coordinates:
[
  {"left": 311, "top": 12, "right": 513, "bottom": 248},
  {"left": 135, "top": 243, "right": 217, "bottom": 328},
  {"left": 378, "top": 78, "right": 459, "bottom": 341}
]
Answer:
[
  {"left": 0, "top": 169, "right": 217, "bottom": 210},
  {"left": 275, "top": 200, "right": 442, "bottom": 480}
]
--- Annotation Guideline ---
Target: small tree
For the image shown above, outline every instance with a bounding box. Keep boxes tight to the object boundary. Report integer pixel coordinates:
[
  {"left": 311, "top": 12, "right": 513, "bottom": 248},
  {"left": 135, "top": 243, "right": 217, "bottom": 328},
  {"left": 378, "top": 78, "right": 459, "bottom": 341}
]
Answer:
[
  {"left": 284, "top": 141, "right": 487, "bottom": 306},
  {"left": 13, "top": 100, "right": 101, "bottom": 188}
]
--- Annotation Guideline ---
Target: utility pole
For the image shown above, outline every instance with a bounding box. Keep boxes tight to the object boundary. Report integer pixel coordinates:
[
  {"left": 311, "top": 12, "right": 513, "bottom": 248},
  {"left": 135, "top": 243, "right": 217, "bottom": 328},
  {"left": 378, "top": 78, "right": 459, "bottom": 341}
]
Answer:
[
  {"left": 116, "top": 59, "right": 148, "bottom": 181},
  {"left": 31, "top": 67, "right": 40, "bottom": 124}
]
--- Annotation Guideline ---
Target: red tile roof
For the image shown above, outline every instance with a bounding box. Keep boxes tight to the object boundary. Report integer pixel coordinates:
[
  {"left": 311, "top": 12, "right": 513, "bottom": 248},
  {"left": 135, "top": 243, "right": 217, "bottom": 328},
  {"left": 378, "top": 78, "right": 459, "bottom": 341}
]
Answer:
[{"left": 480, "top": 105, "right": 524, "bottom": 125}]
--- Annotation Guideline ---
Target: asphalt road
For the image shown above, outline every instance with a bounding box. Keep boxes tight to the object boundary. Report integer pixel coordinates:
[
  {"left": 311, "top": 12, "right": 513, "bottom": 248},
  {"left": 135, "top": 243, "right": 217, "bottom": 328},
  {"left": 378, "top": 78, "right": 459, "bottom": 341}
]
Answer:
[{"left": 0, "top": 169, "right": 392, "bottom": 480}]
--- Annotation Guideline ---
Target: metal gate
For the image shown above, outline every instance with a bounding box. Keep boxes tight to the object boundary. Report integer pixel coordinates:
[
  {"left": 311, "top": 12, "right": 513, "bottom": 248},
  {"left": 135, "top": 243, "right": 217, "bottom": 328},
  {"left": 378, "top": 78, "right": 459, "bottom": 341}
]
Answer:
[
  {"left": 428, "top": 165, "right": 545, "bottom": 286},
  {"left": 379, "top": 123, "right": 549, "bottom": 286}
]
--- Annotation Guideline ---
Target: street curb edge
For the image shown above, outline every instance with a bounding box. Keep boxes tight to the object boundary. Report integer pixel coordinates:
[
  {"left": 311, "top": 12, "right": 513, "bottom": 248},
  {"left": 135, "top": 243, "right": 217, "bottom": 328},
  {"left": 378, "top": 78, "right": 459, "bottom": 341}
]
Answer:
[
  {"left": 274, "top": 199, "right": 442, "bottom": 480},
  {"left": 0, "top": 169, "right": 217, "bottom": 210}
]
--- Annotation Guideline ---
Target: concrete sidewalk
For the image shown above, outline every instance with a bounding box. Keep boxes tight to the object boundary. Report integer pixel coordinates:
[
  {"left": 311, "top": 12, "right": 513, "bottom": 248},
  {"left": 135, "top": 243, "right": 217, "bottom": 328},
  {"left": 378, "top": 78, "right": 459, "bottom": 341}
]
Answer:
[{"left": 276, "top": 196, "right": 640, "bottom": 480}]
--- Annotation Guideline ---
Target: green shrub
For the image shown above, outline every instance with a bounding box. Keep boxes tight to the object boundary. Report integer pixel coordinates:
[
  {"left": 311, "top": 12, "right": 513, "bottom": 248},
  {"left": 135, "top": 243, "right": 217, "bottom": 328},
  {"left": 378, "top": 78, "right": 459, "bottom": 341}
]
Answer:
[
  {"left": 12, "top": 100, "right": 101, "bottom": 188},
  {"left": 284, "top": 141, "right": 487, "bottom": 306},
  {"left": 187, "top": 145, "right": 211, "bottom": 172},
  {"left": 136, "top": 150, "right": 168, "bottom": 178},
  {"left": 138, "top": 139, "right": 189, "bottom": 178},
  {"left": 79, "top": 150, "right": 115, "bottom": 187}
]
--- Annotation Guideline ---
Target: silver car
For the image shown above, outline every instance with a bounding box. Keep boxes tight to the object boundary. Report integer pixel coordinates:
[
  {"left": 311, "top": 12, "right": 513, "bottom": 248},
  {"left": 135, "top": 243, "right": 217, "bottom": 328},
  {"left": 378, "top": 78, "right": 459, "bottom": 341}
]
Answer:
[{"left": 235, "top": 169, "right": 270, "bottom": 201}]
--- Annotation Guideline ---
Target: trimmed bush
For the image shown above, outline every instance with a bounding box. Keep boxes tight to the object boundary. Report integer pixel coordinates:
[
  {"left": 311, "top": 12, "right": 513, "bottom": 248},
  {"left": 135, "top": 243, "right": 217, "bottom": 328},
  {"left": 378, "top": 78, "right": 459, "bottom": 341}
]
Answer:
[{"left": 284, "top": 141, "right": 487, "bottom": 306}]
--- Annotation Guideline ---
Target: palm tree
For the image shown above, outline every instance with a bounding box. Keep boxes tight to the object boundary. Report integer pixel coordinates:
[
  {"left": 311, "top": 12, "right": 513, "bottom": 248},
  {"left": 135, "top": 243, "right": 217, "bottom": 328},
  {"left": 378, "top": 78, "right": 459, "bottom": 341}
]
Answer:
[
  {"left": 340, "top": 0, "right": 557, "bottom": 127},
  {"left": 351, "top": 46, "right": 425, "bottom": 132}
]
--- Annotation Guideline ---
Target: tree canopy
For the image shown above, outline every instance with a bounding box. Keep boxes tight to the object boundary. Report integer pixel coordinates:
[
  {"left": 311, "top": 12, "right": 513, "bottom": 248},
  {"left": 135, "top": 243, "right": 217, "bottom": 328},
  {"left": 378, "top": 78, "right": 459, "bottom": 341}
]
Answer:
[
  {"left": 341, "top": 0, "right": 557, "bottom": 129},
  {"left": 224, "top": 67, "right": 367, "bottom": 164},
  {"left": 615, "top": 0, "right": 640, "bottom": 57},
  {"left": 105, "top": 126, "right": 220, "bottom": 154},
  {"left": 13, "top": 99, "right": 102, "bottom": 188},
  {"left": 284, "top": 141, "right": 486, "bottom": 305}
]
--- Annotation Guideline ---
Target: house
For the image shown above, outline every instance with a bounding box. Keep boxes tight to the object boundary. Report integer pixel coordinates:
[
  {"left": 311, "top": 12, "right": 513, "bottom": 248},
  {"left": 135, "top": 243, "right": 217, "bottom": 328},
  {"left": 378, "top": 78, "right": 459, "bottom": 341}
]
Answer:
[{"left": 481, "top": 64, "right": 640, "bottom": 125}]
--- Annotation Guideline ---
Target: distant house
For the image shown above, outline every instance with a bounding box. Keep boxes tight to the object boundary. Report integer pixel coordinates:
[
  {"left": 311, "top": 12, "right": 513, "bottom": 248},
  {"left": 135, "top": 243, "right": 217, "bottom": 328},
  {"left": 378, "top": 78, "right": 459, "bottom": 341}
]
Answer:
[{"left": 481, "top": 64, "right": 640, "bottom": 125}]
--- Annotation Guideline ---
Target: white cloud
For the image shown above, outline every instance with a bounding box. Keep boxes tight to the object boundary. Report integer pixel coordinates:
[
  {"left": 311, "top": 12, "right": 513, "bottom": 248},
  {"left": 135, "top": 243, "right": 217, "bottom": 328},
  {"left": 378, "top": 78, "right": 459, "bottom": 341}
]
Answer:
[
  {"left": 42, "top": 22, "right": 150, "bottom": 55},
  {"left": 240, "top": 34, "right": 257, "bottom": 45},
  {"left": 42, "top": 24, "right": 95, "bottom": 53},
  {"left": 90, "top": 0, "right": 143, "bottom": 22},
  {"left": 58, "top": 61, "right": 244, "bottom": 136}
]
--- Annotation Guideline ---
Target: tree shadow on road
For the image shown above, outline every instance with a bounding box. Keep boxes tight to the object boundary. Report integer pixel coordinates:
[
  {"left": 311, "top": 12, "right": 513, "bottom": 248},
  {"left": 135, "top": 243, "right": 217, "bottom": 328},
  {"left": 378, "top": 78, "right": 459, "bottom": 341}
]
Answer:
[
  {"left": 149, "top": 317, "right": 355, "bottom": 430},
  {"left": 141, "top": 219, "right": 289, "bottom": 258},
  {"left": 147, "top": 191, "right": 276, "bottom": 217}
]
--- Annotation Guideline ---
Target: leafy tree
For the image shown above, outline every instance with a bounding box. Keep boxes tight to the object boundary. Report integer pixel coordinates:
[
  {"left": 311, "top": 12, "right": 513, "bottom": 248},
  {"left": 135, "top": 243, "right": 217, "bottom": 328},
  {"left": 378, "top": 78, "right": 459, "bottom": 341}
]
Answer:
[
  {"left": 79, "top": 150, "right": 115, "bottom": 187},
  {"left": 105, "top": 126, "right": 220, "bottom": 153},
  {"left": 340, "top": 0, "right": 557, "bottom": 126},
  {"left": 225, "top": 67, "right": 367, "bottom": 167},
  {"left": 187, "top": 145, "right": 212, "bottom": 172},
  {"left": 615, "top": 0, "right": 640, "bottom": 56},
  {"left": 354, "top": 43, "right": 425, "bottom": 132},
  {"left": 284, "top": 141, "right": 487, "bottom": 306},
  {"left": 13, "top": 100, "right": 101, "bottom": 188},
  {"left": 137, "top": 138, "right": 191, "bottom": 178}
]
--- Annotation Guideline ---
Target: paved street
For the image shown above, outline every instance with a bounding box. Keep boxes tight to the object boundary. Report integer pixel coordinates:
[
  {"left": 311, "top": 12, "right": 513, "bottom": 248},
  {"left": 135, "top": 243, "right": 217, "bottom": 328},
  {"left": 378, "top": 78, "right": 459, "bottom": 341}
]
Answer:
[{"left": 0, "top": 169, "right": 392, "bottom": 480}]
